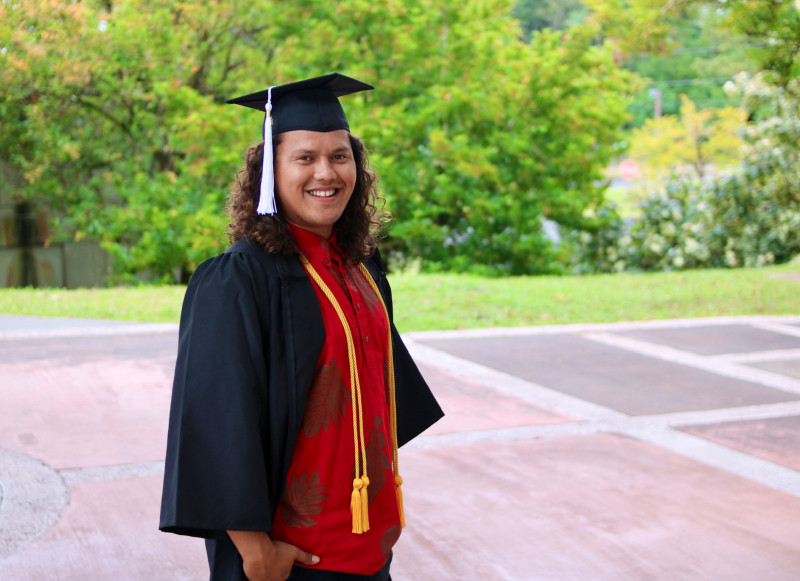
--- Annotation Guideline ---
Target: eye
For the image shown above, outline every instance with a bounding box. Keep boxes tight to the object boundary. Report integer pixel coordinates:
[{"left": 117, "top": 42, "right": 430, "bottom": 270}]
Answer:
[{"left": 333, "top": 154, "right": 350, "bottom": 161}]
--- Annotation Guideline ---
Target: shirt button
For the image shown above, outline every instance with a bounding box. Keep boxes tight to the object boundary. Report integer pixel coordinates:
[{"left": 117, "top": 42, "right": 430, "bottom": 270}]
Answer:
[
  {"left": 324, "top": 258, "right": 330, "bottom": 264},
  {"left": 365, "top": 336, "right": 370, "bottom": 343},
  {"left": 357, "top": 303, "right": 362, "bottom": 310}
]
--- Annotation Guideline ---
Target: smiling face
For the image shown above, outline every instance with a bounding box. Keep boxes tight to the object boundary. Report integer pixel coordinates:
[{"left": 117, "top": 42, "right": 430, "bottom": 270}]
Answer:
[{"left": 274, "top": 129, "right": 357, "bottom": 238}]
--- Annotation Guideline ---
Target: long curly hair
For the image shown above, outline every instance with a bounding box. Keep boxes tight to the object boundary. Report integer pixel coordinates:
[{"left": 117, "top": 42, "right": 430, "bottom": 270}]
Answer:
[{"left": 226, "top": 133, "right": 389, "bottom": 263}]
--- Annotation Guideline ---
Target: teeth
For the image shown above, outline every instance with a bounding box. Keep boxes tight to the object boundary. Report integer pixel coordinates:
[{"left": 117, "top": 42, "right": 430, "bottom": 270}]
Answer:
[{"left": 308, "top": 189, "right": 336, "bottom": 198}]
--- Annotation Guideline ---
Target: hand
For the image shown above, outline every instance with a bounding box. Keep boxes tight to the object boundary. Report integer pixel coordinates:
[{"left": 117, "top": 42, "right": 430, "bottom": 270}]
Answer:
[{"left": 228, "top": 530, "right": 320, "bottom": 581}]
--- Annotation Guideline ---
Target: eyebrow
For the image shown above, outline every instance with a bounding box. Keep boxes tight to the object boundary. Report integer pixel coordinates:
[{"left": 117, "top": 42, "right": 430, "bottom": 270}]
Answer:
[{"left": 288, "top": 146, "right": 352, "bottom": 155}]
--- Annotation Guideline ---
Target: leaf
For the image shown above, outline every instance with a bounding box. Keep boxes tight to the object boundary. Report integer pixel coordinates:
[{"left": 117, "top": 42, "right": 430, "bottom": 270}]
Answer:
[
  {"left": 324, "top": 264, "right": 348, "bottom": 295},
  {"left": 351, "top": 269, "right": 384, "bottom": 316},
  {"left": 279, "top": 471, "right": 327, "bottom": 528},
  {"left": 303, "top": 359, "right": 351, "bottom": 439},
  {"left": 354, "top": 415, "right": 392, "bottom": 506}
]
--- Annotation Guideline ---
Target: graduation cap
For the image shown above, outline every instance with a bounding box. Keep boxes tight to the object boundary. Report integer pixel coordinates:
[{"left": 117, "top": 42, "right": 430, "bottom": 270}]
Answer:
[{"left": 227, "top": 73, "right": 374, "bottom": 215}]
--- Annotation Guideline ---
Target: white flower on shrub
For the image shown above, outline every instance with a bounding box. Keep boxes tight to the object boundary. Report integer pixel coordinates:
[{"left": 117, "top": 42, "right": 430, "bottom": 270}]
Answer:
[{"left": 661, "top": 222, "right": 677, "bottom": 238}]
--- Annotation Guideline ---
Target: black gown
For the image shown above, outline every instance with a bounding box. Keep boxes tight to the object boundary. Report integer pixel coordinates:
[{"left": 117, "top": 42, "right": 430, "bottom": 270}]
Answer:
[{"left": 159, "top": 239, "right": 444, "bottom": 580}]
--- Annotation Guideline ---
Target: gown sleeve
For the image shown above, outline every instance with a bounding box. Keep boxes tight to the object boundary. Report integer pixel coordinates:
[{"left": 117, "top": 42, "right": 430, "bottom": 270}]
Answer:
[{"left": 159, "top": 252, "right": 277, "bottom": 538}]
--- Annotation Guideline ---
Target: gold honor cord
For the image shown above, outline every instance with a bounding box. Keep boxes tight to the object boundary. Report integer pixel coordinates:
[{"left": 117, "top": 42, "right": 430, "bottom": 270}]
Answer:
[
  {"left": 300, "top": 256, "right": 370, "bottom": 533},
  {"left": 299, "top": 255, "right": 405, "bottom": 534},
  {"left": 357, "top": 263, "right": 405, "bottom": 529}
]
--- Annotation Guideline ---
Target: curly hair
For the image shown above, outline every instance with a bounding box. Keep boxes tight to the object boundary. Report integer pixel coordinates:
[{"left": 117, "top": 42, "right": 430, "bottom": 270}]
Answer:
[{"left": 226, "top": 133, "right": 389, "bottom": 263}]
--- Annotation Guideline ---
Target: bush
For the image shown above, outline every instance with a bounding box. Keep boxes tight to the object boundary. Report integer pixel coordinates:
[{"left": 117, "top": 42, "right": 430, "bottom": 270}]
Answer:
[{"left": 576, "top": 74, "right": 800, "bottom": 274}]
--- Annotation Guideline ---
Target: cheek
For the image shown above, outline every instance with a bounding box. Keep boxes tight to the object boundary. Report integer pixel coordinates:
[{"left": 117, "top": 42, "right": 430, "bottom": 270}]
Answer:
[{"left": 344, "top": 163, "right": 358, "bottom": 189}]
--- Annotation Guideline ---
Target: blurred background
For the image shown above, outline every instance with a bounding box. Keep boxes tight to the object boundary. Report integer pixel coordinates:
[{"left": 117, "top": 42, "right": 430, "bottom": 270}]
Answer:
[{"left": 1, "top": 0, "right": 798, "bottom": 287}]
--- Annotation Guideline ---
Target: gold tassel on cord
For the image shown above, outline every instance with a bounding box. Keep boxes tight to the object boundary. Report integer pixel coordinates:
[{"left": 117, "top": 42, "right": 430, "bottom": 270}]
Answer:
[
  {"left": 358, "top": 263, "right": 407, "bottom": 529},
  {"left": 304, "top": 257, "right": 407, "bottom": 534},
  {"left": 395, "top": 475, "right": 406, "bottom": 528},
  {"left": 360, "top": 475, "right": 370, "bottom": 532},
  {"left": 302, "top": 256, "right": 372, "bottom": 535},
  {"left": 351, "top": 478, "right": 363, "bottom": 534}
]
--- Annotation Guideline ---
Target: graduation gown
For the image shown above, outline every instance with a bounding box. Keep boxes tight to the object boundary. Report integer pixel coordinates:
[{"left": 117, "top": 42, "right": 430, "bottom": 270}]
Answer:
[{"left": 159, "top": 239, "right": 444, "bottom": 579}]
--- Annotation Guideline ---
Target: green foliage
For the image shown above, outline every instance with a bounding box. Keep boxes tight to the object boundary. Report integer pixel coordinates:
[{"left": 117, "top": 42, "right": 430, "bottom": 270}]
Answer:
[
  {"left": 722, "top": 0, "right": 800, "bottom": 88},
  {"left": 573, "top": 0, "right": 800, "bottom": 276},
  {"left": 581, "top": 0, "right": 687, "bottom": 57},
  {"left": 512, "top": 0, "right": 587, "bottom": 39},
  {"left": 578, "top": 75, "right": 800, "bottom": 273},
  {"left": 363, "top": 21, "right": 636, "bottom": 275},
  {"left": 623, "top": 5, "right": 755, "bottom": 127},
  {"left": 628, "top": 94, "right": 747, "bottom": 181},
  {"left": 0, "top": 0, "right": 293, "bottom": 281},
  {"left": 1, "top": 0, "right": 640, "bottom": 279}
]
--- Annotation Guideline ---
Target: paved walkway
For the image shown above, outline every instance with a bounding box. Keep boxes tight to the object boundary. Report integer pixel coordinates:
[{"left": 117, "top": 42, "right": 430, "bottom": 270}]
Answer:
[{"left": 1, "top": 314, "right": 800, "bottom": 580}]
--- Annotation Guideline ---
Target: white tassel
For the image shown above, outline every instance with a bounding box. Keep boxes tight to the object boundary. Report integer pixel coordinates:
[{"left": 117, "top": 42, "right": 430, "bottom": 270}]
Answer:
[{"left": 257, "top": 86, "right": 277, "bottom": 215}]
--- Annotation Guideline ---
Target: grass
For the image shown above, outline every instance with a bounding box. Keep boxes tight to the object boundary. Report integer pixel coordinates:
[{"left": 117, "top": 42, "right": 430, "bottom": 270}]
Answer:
[
  {"left": 390, "top": 261, "right": 800, "bottom": 331},
  {"left": 0, "top": 286, "right": 187, "bottom": 325},
  {"left": 0, "top": 262, "right": 797, "bottom": 332}
]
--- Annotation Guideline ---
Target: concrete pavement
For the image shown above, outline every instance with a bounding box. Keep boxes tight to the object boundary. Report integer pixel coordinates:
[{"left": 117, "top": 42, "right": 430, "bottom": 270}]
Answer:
[{"left": 1, "top": 314, "right": 800, "bottom": 580}]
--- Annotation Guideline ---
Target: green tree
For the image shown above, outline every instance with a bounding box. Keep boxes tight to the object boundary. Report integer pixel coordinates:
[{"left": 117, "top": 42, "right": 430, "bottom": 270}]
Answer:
[
  {"left": 273, "top": 0, "right": 638, "bottom": 274},
  {"left": 623, "top": 5, "right": 756, "bottom": 126},
  {"left": 0, "top": 0, "right": 295, "bottom": 281},
  {"left": 512, "top": 0, "right": 587, "bottom": 38},
  {"left": 628, "top": 94, "right": 746, "bottom": 181},
  {"left": 1, "top": 0, "right": 639, "bottom": 279},
  {"left": 575, "top": 0, "right": 800, "bottom": 273}
]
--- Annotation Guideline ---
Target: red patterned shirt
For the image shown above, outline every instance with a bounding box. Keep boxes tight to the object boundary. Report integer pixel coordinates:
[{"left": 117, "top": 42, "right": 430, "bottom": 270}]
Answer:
[{"left": 270, "top": 224, "right": 401, "bottom": 575}]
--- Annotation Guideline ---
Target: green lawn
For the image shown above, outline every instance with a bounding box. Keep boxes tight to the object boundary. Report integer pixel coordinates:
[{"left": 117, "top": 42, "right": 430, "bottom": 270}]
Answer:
[{"left": 0, "top": 262, "right": 797, "bottom": 332}]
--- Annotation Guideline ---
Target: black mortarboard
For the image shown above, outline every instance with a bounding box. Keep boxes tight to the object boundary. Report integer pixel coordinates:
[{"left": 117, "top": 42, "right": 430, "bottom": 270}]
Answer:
[{"left": 227, "top": 73, "right": 374, "bottom": 215}]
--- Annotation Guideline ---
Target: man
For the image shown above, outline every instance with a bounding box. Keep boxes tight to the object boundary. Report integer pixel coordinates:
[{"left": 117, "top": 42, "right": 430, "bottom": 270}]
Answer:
[{"left": 160, "top": 73, "right": 443, "bottom": 581}]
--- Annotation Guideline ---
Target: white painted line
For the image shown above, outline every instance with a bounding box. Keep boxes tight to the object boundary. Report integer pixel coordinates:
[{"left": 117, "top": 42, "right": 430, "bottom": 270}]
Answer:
[
  {"left": 714, "top": 348, "right": 800, "bottom": 364},
  {"left": 750, "top": 321, "right": 800, "bottom": 339},
  {"left": 629, "top": 402, "right": 800, "bottom": 428},
  {"left": 626, "top": 427, "right": 800, "bottom": 498},
  {"left": 405, "top": 422, "right": 597, "bottom": 451},
  {"left": 584, "top": 332, "right": 800, "bottom": 395},
  {"left": 405, "top": 315, "right": 800, "bottom": 342},
  {"left": 404, "top": 337, "right": 626, "bottom": 421},
  {"left": 0, "top": 323, "right": 179, "bottom": 341},
  {"left": 407, "top": 404, "right": 800, "bottom": 452}
]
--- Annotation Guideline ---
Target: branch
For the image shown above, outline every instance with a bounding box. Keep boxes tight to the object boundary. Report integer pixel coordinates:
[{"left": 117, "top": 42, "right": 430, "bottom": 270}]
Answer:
[{"left": 68, "top": 95, "right": 134, "bottom": 139}]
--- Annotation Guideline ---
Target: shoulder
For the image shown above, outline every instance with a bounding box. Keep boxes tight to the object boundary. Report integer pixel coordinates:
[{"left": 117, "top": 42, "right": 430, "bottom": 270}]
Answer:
[{"left": 189, "top": 240, "right": 300, "bottom": 290}]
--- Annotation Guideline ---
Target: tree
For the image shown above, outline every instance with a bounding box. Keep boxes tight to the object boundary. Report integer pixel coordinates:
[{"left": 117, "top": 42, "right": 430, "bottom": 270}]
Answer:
[
  {"left": 628, "top": 94, "right": 746, "bottom": 181},
  {"left": 575, "top": 0, "right": 800, "bottom": 273},
  {"left": 512, "top": 0, "right": 587, "bottom": 39},
  {"left": 273, "top": 0, "right": 639, "bottom": 274},
  {"left": 1, "top": 0, "right": 641, "bottom": 279},
  {"left": 0, "top": 0, "right": 297, "bottom": 281},
  {"left": 623, "top": 4, "right": 756, "bottom": 126}
]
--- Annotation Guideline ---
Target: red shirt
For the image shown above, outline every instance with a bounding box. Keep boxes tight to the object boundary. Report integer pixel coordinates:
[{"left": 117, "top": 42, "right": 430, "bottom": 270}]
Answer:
[{"left": 270, "top": 225, "right": 401, "bottom": 575}]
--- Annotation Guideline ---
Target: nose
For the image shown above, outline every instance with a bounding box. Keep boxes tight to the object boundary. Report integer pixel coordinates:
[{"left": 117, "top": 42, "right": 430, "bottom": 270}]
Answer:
[{"left": 314, "top": 159, "right": 336, "bottom": 181}]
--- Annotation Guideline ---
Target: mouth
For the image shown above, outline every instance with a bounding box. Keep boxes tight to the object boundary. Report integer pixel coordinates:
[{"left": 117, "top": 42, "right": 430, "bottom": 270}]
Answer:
[{"left": 307, "top": 188, "right": 339, "bottom": 198}]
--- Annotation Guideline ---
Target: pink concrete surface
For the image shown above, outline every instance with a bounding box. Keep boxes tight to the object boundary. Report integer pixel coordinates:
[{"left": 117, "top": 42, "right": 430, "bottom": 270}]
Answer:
[
  {"left": 678, "top": 415, "right": 800, "bottom": 472},
  {"left": 3, "top": 320, "right": 800, "bottom": 580},
  {"left": 0, "top": 476, "right": 206, "bottom": 581},
  {"left": 417, "top": 363, "right": 574, "bottom": 435},
  {"left": 0, "top": 357, "right": 174, "bottom": 469},
  {"left": 392, "top": 434, "right": 800, "bottom": 581}
]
